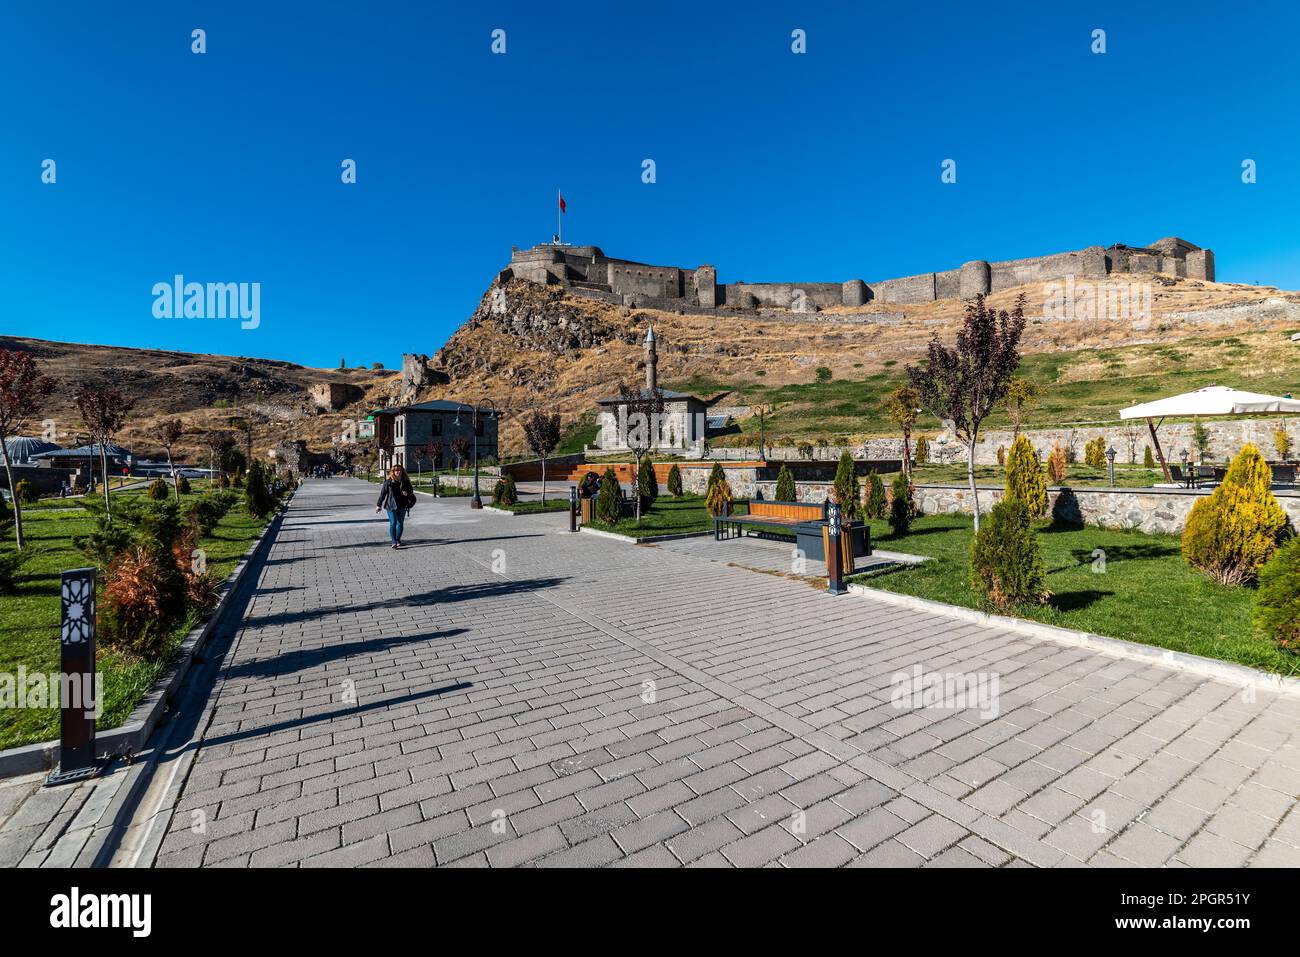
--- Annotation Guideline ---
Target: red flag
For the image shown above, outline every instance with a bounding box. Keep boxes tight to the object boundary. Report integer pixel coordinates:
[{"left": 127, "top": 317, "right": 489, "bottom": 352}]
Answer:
[{"left": 558, "top": 192, "right": 566, "bottom": 214}]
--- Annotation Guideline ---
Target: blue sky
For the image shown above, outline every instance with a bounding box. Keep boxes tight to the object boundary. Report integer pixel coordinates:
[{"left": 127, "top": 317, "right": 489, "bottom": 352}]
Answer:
[{"left": 3, "top": 1, "right": 1299, "bottom": 368}]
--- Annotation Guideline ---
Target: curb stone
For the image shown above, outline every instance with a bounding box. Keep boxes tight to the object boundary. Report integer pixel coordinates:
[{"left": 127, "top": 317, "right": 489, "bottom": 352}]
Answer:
[{"left": 847, "top": 582, "right": 1300, "bottom": 697}]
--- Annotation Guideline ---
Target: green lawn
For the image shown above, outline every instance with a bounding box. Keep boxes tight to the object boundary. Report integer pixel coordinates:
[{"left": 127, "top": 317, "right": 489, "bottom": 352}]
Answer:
[
  {"left": 848, "top": 513, "right": 1297, "bottom": 676},
  {"left": 0, "top": 495, "right": 268, "bottom": 750},
  {"left": 595, "top": 494, "right": 744, "bottom": 538},
  {"left": 496, "top": 499, "right": 570, "bottom": 514}
]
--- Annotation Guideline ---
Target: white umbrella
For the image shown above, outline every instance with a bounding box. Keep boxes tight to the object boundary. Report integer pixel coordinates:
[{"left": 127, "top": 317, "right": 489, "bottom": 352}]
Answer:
[{"left": 1119, "top": 385, "right": 1300, "bottom": 482}]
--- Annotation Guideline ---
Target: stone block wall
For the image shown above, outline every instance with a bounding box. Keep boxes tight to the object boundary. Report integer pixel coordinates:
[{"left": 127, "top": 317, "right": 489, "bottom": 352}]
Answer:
[{"left": 913, "top": 483, "right": 1300, "bottom": 536}]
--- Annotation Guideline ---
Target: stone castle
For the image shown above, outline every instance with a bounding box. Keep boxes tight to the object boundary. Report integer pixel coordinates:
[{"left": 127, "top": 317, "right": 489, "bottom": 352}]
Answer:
[{"left": 503, "top": 236, "right": 1215, "bottom": 313}]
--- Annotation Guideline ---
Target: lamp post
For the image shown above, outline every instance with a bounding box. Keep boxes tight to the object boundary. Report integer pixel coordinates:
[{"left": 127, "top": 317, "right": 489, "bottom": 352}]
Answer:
[
  {"left": 826, "top": 500, "right": 844, "bottom": 595},
  {"left": 455, "top": 400, "right": 496, "bottom": 509},
  {"left": 1105, "top": 445, "right": 1116, "bottom": 488}
]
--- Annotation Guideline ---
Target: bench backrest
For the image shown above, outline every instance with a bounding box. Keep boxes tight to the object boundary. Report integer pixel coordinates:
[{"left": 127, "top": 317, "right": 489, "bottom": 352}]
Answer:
[{"left": 750, "top": 499, "right": 825, "bottom": 522}]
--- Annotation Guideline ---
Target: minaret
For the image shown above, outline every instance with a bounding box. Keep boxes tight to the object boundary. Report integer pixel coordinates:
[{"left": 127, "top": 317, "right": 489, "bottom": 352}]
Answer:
[{"left": 644, "top": 324, "right": 657, "bottom": 393}]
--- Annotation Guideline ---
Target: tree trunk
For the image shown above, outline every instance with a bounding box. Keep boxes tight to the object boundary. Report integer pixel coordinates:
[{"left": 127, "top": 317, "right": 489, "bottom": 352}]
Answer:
[
  {"left": 101, "top": 445, "right": 112, "bottom": 518},
  {"left": 1, "top": 443, "right": 24, "bottom": 549},
  {"left": 902, "top": 431, "right": 912, "bottom": 479},
  {"left": 634, "top": 454, "right": 641, "bottom": 521},
  {"left": 167, "top": 448, "right": 179, "bottom": 503},
  {"left": 968, "top": 436, "right": 980, "bottom": 533},
  {"left": 541, "top": 458, "right": 547, "bottom": 503}
]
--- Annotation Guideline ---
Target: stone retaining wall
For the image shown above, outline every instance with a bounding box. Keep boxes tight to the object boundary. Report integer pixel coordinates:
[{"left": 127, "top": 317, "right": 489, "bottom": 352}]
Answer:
[{"left": 914, "top": 483, "right": 1300, "bottom": 535}]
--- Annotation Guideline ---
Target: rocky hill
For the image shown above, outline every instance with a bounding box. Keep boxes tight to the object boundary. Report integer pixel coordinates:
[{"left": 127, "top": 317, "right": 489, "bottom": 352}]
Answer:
[
  {"left": 409, "top": 272, "right": 1300, "bottom": 452},
  {"left": 0, "top": 336, "right": 398, "bottom": 463}
]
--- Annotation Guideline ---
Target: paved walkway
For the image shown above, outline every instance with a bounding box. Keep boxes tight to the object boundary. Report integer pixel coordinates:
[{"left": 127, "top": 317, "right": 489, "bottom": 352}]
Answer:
[{"left": 146, "top": 478, "right": 1300, "bottom": 868}]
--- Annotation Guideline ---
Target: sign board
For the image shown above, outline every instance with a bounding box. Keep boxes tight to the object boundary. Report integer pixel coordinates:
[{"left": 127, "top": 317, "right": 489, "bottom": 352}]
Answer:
[{"left": 358, "top": 421, "right": 375, "bottom": 439}]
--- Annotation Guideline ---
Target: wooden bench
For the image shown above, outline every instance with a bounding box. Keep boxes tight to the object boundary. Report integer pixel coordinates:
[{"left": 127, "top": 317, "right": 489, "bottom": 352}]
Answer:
[{"left": 714, "top": 499, "right": 826, "bottom": 540}]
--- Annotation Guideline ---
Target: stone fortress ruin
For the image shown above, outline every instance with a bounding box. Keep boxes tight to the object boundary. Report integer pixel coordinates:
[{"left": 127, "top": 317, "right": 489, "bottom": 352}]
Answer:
[{"left": 502, "top": 237, "right": 1215, "bottom": 314}]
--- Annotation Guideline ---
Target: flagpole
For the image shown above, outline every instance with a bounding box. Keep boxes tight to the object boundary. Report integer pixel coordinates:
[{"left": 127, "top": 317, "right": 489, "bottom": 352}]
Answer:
[{"left": 557, "top": 188, "right": 562, "bottom": 244}]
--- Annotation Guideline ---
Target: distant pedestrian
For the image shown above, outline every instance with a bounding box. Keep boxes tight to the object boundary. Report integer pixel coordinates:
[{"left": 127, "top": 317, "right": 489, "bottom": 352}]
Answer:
[{"left": 375, "top": 464, "right": 416, "bottom": 549}]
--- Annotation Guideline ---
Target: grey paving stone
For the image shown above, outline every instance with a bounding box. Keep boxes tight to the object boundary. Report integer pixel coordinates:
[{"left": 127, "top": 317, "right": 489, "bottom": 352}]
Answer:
[{"left": 137, "top": 479, "right": 1300, "bottom": 871}]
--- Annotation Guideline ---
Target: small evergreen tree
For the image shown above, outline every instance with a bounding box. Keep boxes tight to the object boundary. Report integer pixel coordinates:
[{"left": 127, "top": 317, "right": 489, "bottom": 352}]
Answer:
[
  {"left": 1182, "top": 443, "right": 1289, "bottom": 585},
  {"left": 705, "top": 473, "right": 732, "bottom": 518},
  {"left": 595, "top": 467, "right": 621, "bottom": 526},
  {"left": 831, "top": 451, "right": 860, "bottom": 520},
  {"left": 1004, "top": 434, "right": 1048, "bottom": 518},
  {"left": 176, "top": 474, "right": 192, "bottom": 495},
  {"left": 707, "top": 462, "right": 726, "bottom": 495},
  {"left": 864, "top": 470, "right": 887, "bottom": 519},
  {"left": 493, "top": 473, "right": 518, "bottom": 506},
  {"left": 970, "top": 497, "right": 1050, "bottom": 610},
  {"left": 1143, "top": 445, "right": 1156, "bottom": 469},
  {"left": 1254, "top": 537, "right": 1300, "bottom": 649},
  {"left": 1274, "top": 425, "right": 1293, "bottom": 463},
  {"left": 667, "top": 463, "right": 683, "bottom": 497},
  {"left": 1047, "top": 442, "right": 1068, "bottom": 484},
  {"left": 15, "top": 479, "right": 37, "bottom": 504},
  {"left": 637, "top": 457, "right": 658, "bottom": 512},
  {"left": 1084, "top": 435, "right": 1107, "bottom": 468},
  {"left": 996, "top": 445, "right": 1006, "bottom": 467},
  {"left": 775, "top": 463, "right": 796, "bottom": 501},
  {"left": 887, "top": 471, "right": 913, "bottom": 536},
  {"left": 914, "top": 434, "right": 929, "bottom": 465},
  {"left": 244, "top": 460, "right": 274, "bottom": 518},
  {"left": 147, "top": 478, "right": 169, "bottom": 501}
]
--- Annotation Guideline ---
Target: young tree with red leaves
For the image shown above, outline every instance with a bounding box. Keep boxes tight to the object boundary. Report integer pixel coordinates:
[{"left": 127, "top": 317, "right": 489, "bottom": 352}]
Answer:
[
  {"left": 521, "top": 410, "right": 562, "bottom": 503},
  {"left": 74, "top": 387, "right": 137, "bottom": 519},
  {"left": 155, "top": 418, "right": 184, "bottom": 503},
  {"left": 0, "top": 349, "right": 56, "bottom": 548},
  {"left": 906, "top": 294, "right": 1027, "bottom": 532}
]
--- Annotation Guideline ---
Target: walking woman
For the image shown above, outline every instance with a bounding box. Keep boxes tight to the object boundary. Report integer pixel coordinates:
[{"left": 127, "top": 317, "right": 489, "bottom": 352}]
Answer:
[{"left": 375, "top": 464, "right": 416, "bottom": 549}]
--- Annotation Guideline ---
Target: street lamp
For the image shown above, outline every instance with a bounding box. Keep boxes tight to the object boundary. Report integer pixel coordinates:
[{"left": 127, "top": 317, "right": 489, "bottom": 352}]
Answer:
[
  {"left": 1105, "top": 445, "right": 1116, "bottom": 487},
  {"left": 454, "top": 399, "right": 496, "bottom": 509}
]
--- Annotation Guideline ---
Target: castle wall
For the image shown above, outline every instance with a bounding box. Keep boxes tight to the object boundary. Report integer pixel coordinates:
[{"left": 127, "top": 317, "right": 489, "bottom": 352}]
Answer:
[{"left": 505, "top": 236, "right": 1214, "bottom": 313}]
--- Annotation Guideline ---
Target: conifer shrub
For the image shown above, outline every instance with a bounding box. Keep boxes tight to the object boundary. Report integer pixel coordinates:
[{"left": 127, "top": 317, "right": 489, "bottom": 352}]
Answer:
[
  {"left": 1143, "top": 445, "right": 1156, "bottom": 469},
  {"left": 864, "top": 470, "right": 886, "bottom": 520},
  {"left": 1254, "top": 537, "right": 1300, "bottom": 649},
  {"left": 667, "top": 463, "right": 683, "bottom": 498},
  {"left": 970, "top": 497, "right": 1050, "bottom": 610},
  {"left": 1004, "top": 434, "right": 1048, "bottom": 518},
  {"left": 887, "top": 471, "right": 914, "bottom": 536},
  {"left": 705, "top": 473, "right": 732, "bottom": 518},
  {"left": 15, "top": 479, "right": 38, "bottom": 504},
  {"left": 996, "top": 445, "right": 1006, "bottom": 467},
  {"left": 147, "top": 478, "right": 169, "bottom": 501},
  {"left": 775, "top": 463, "right": 796, "bottom": 501},
  {"left": 914, "top": 434, "right": 929, "bottom": 465},
  {"left": 1182, "top": 443, "right": 1289, "bottom": 585},
  {"left": 831, "top": 451, "right": 860, "bottom": 520},
  {"left": 1084, "top": 436, "right": 1107, "bottom": 468},
  {"left": 1047, "top": 442, "right": 1068, "bottom": 484},
  {"left": 637, "top": 457, "right": 658, "bottom": 511},
  {"left": 244, "top": 460, "right": 274, "bottom": 518},
  {"left": 492, "top": 473, "right": 518, "bottom": 506},
  {"left": 706, "top": 462, "right": 726, "bottom": 495},
  {"left": 176, "top": 474, "right": 192, "bottom": 495},
  {"left": 594, "top": 467, "right": 621, "bottom": 525}
]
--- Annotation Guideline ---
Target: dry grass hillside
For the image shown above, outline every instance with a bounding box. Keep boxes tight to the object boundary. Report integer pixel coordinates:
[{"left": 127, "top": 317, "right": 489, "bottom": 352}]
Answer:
[
  {"left": 0, "top": 336, "right": 398, "bottom": 463},
  {"left": 414, "top": 274, "right": 1300, "bottom": 453}
]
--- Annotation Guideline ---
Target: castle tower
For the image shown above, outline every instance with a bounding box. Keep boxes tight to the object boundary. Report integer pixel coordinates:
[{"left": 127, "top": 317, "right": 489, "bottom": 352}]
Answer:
[{"left": 645, "top": 324, "right": 657, "bottom": 393}]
